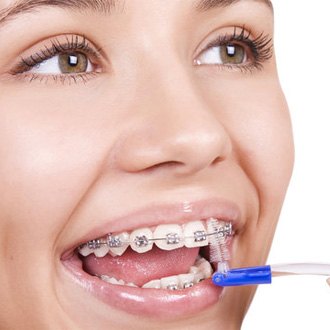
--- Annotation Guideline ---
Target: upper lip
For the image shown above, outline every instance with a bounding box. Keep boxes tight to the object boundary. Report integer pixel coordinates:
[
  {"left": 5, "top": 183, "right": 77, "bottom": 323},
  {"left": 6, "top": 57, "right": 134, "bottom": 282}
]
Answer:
[{"left": 61, "top": 198, "right": 243, "bottom": 259}]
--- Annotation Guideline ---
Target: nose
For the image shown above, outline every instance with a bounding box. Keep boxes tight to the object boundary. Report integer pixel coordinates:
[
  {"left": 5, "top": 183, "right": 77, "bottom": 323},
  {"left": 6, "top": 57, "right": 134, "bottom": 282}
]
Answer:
[{"left": 115, "top": 71, "right": 232, "bottom": 176}]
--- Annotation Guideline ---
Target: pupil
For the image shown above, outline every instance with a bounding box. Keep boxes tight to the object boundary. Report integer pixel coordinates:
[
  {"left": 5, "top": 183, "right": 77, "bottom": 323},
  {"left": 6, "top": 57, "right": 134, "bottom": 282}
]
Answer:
[
  {"left": 226, "top": 45, "right": 236, "bottom": 57},
  {"left": 68, "top": 55, "right": 78, "bottom": 67}
]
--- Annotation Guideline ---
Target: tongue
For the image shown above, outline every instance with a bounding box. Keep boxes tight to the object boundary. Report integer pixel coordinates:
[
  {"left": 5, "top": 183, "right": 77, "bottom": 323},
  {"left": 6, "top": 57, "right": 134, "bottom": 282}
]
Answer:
[{"left": 82, "top": 246, "right": 199, "bottom": 287}]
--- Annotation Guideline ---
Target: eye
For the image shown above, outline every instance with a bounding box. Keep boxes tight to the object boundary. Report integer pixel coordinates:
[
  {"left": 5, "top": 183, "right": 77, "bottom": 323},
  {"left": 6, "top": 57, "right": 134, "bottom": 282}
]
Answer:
[
  {"left": 10, "top": 35, "right": 103, "bottom": 84},
  {"left": 32, "top": 52, "right": 93, "bottom": 75},
  {"left": 196, "top": 43, "right": 247, "bottom": 66},
  {"left": 194, "top": 27, "right": 273, "bottom": 71}
]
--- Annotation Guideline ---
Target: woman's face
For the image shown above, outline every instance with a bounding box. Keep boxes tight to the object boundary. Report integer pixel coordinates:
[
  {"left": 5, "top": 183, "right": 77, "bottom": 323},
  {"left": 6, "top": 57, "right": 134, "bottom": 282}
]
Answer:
[{"left": 0, "top": 0, "right": 293, "bottom": 329}]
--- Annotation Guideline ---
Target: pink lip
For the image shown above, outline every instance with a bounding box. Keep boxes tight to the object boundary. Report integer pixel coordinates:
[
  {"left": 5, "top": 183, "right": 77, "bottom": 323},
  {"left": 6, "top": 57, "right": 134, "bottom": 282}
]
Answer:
[
  {"left": 61, "top": 198, "right": 241, "bottom": 319},
  {"left": 63, "top": 255, "right": 223, "bottom": 319}
]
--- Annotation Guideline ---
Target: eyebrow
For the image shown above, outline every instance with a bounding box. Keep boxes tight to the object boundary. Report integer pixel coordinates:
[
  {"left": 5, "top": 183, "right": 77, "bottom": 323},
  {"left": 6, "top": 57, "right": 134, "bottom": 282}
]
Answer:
[
  {"left": 0, "top": 0, "right": 120, "bottom": 26},
  {"left": 0, "top": 0, "right": 272, "bottom": 28},
  {"left": 195, "top": 0, "right": 273, "bottom": 11}
]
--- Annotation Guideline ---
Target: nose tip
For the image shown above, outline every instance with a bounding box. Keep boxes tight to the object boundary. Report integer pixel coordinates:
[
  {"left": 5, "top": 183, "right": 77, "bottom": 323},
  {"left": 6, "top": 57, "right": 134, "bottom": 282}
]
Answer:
[{"left": 115, "top": 110, "right": 232, "bottom": 175}]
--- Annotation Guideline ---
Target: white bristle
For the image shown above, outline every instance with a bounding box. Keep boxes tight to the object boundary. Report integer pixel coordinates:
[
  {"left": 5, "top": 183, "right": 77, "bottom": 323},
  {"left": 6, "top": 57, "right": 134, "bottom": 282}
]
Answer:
[{"left": 207, "top": 218, "right": 230, "bottom": 272}]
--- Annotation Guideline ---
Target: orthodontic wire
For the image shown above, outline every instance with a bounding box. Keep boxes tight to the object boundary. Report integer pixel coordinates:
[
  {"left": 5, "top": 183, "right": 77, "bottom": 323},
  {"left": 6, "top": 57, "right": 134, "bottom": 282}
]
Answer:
[{"left": 81, "top": 222, "right": 233, "bottom": 250}]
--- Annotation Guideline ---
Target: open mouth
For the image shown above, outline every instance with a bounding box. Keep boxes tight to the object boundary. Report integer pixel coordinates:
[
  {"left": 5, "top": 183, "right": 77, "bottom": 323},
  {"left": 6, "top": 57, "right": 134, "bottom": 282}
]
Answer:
[
  {"left": 61, "top": 201, "right": 239, "bottom": 318},
  {"left": 76, "top": 219, "right": 232, "bottom": 290}
]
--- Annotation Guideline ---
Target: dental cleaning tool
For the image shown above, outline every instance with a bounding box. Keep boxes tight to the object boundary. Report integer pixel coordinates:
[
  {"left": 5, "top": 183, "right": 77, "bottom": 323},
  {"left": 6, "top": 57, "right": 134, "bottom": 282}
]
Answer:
[
  {"left": 206, "top": 219, "right": 330, "bottom": 287},
  {"left": 212, "top": 263, "right": 330, "bottom": 286},
  {"left": 206, "top": 218, "right": 231, "bottom": 274}
]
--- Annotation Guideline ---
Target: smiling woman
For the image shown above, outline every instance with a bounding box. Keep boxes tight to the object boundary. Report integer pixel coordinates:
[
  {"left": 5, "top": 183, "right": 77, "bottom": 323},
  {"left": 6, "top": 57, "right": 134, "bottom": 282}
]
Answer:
[{"left": 0, "top": 0, "right": 293, "bottom": 329}]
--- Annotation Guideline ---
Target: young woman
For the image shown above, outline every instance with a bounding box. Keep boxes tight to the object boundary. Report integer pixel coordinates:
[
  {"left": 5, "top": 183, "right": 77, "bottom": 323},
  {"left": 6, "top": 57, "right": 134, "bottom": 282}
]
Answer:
[{"left": 0, "top": 0, "right": 294, "bottom": 329}]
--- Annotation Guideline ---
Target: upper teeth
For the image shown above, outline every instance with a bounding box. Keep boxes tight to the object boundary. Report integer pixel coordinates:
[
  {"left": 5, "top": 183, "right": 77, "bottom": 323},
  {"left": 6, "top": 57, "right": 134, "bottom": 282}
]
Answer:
[
  {"left": 153, "top": 224, "right": 185, "bottom": 251},
  {"left": 78, "top": 218, "right": 232, "bottom": 257},
  {"left": 130, "top": 228, "right": 153, "bottom": 253}
]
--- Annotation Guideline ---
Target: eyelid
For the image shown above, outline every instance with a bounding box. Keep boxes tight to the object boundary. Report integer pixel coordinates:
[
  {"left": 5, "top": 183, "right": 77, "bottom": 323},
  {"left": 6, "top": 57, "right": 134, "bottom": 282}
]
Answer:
[{"left": 10, "top": 34, "right": 107, "bottom": 75}]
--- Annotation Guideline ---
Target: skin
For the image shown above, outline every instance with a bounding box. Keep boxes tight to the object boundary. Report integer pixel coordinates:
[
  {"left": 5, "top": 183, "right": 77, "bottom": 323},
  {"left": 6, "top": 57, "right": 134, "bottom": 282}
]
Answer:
[{"left": 0, "top": 0, "right": 294, "bottom": 329}]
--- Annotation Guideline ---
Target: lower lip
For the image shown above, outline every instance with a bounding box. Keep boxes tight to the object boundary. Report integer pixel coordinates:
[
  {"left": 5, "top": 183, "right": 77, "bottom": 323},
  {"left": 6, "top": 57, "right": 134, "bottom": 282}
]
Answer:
[{"left": 62, "top": 255, "right": 223, "bottom": 319}]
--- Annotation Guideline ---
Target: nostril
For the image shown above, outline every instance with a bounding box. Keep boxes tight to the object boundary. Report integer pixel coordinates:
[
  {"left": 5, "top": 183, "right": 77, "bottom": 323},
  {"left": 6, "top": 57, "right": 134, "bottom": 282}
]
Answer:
[
  {"left": 144, "top": 160, "right": 184, "bottom": 172},
  {"left": 211, "top": 156, "right": 224, "bottom": 166},
  {"left": 133, "top": 154, "right": 227, "bottom": 176}
]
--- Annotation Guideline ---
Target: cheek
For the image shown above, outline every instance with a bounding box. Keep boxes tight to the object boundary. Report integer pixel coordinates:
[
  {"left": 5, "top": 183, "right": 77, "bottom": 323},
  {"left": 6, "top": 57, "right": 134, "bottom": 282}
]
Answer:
[
  {"left": 220, "top": 82, "right": 294, "bottom": 265},
  {"left": 234, "top": 90, "right": 294, "bottom": 207},
  {"left": 202, "top": 75, "right": 294, "bottom": 209},
  {"left": 229, "top": 87, "right": 294, "bottom": 265},
  {"left": 0, "top": 94, "right": 110, "bottom": 242}
]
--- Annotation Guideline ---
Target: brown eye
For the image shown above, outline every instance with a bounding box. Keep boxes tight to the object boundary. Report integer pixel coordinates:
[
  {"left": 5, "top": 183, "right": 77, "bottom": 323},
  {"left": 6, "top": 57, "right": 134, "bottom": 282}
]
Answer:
[
  {"left": 58, "top": 52, "right": 88, "bottom": 73},
  {"left": 220, "top": 44, "right": 246, "bottom": 64},
  {"left": 196, "top": 43, "right": 247, "bottom": 66}
]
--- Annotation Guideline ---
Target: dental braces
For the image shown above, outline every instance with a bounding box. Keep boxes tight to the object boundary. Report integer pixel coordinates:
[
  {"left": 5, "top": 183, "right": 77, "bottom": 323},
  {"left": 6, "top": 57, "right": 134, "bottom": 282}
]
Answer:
[
  {"left": 96, "top": 275, "right": 204, "bottom": 290},
  {"left": 82, "top": 222, "right": 233, "bottom": 250}
]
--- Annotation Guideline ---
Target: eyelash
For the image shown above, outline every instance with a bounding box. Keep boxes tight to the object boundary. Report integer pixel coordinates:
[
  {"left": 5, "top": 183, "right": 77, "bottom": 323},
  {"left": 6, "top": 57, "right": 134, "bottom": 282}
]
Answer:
[
  {"left": 199, "top": 26, "right": 273, "bottom": 72},
  {"left": 11, "top": 35, "right": 102, "bottom": 84},
  {"left": 10, "top": 27, "right": 272, "bottom": 85}
]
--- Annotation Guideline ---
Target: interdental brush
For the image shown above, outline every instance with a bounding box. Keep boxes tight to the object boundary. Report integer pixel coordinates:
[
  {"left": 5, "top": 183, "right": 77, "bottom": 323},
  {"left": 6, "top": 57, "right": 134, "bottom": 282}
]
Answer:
[
  {"left": 206, "top": 219, "right": 330, "bottom": 287},
  {"left": 206, "top": 217, "right": 231, "bottom": 274},
  {"left": 212, "top": 263, "right": 330, "bottom": 287}
]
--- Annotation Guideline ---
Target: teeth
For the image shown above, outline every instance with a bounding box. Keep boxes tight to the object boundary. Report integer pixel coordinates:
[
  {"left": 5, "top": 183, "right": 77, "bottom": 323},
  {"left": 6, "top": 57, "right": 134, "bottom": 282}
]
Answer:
[
  {"left": 196, "top": 258, "right": 213, "bottom": 278},
  {"left": 160, "top": 275, "right": 179, "bottom": 290},
  {"left": 77, "top": 219, "right": 232, "bottom": 256},
  {"left": 108, "top": 232, "right": 130, "bottom": 256},
  {"left": 99, "top": 275, "right": 137, "bottom": 287},
  {"left": 88, "top": 239, "right": 101, "bottom": 249},
  {"left": 94, "top": 244, "right": 110, "bottom": 257},
  {"left": 98, "top": 256, "right": 213, "bottom": 290},
  {"left": 142, "top": 279, "right": 161, "bottom": 289},
  {"left": 130, "top": 228, "right": 153, "bottom": 253},
  {"left": 194, "top": 272, "right": 205, "bottom": 283},
  {"left": 143, "top": 271, "right": 205, "bottom": 290},
  {"left": 127, "top": 282, "right": 138, "bottom": 287},
  {"left": 189, "top": 266, "right": 199, "bottom": 274},
  {"left": 99, "top": 275, "right": 124, "bottom": 286},
  {"left": 82, "top": 220, "right": 232, "bottom": 290},
  {"left": 178, "top": 274, "right": 195, "bottom": 289},
  {"left": 184, "top": 221, "right": 209, "bottom": 248},
  {"left": 153, "top": 224, "right": 184, "bottom": 250},
  {"left": 78, "top": 245, "right": 93, "bottom": 257}
]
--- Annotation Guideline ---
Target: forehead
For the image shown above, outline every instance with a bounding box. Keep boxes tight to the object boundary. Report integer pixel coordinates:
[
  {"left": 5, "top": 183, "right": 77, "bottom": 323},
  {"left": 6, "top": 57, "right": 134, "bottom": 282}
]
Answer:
[
  {"left": 0, "top": 0, "right": 273, "bottom": 14},
  {"left": 0, "top": 0, "right": 273, "bottom": 33}
]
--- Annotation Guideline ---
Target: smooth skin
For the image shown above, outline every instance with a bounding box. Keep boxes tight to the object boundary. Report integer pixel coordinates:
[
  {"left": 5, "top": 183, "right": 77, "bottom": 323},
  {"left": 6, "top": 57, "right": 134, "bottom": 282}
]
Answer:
[{"left": 0, "top": 0, "right": 294, "bottom": 329}]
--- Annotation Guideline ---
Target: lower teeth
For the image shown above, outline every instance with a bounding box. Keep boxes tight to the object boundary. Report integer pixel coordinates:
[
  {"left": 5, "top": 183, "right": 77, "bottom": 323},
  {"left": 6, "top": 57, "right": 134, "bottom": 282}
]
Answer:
[{"left": 96, "top": 256, "right": 213, "bottom": 290}]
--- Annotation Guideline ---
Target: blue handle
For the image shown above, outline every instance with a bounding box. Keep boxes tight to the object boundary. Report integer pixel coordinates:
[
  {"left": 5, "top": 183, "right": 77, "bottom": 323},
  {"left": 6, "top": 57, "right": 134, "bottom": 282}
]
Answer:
[{"left": 212, "top": 265, "right": 272, "bottom": 287}]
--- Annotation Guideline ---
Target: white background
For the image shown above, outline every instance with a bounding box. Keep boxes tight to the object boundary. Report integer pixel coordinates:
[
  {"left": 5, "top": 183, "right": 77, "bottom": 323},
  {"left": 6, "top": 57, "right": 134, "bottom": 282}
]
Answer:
[{"left": 243, "top": 1, "right": 330, "bottom": 329}]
